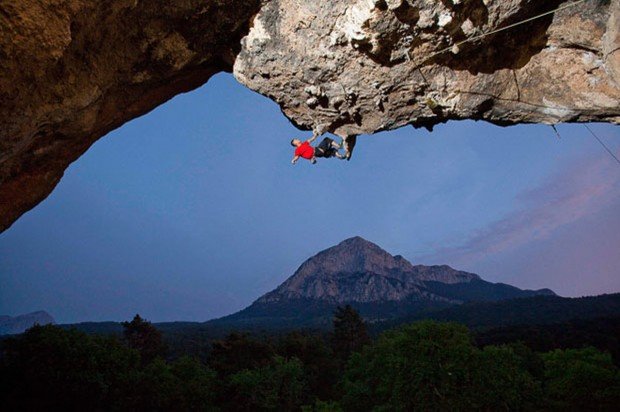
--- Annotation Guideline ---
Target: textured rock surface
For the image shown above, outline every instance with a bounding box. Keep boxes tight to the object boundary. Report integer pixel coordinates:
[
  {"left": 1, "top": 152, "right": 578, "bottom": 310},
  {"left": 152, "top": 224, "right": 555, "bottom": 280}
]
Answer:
[
  {"left": 0, "top": 0, "right": 261, "bottom": 232},
  {"left": 1, "top": 0, "right": 619, "bottom": 232},
  {"left": 258, "top": 236, "right": 448, "bottom": 303},
  {"left": 235, "top": 0, "right": 620, "bottom": 140}
]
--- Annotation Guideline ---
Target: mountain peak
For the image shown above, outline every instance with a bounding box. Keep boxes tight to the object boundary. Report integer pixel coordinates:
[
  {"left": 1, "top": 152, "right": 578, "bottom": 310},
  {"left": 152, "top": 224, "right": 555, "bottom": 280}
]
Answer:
[
  {"left": 331, "top": 236, "right": 388, "bottom": 256},
  {"left": 257, "top": 237, "right": 422, "bottom": 304},
  {"left": 299, "top": 236, "right": 413, "bottom": 278},
  {"left": 338, "top": 236, "right": 373, "bottom": 245},
  {"left": 253, "top": 238, "right": 552, "bottom": 306},
  {"left": 221, "top": 238, "right": 557, "bottom": 326}
]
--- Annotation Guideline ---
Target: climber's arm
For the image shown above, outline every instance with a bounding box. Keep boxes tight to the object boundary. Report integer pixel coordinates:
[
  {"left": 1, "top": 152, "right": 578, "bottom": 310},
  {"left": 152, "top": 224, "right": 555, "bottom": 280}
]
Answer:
[
  {"left": 307, "top": 131, "right": 319, "bottom": 144},
  {"left": 291, "top": 155, "right": 300, "bottom": 165}
]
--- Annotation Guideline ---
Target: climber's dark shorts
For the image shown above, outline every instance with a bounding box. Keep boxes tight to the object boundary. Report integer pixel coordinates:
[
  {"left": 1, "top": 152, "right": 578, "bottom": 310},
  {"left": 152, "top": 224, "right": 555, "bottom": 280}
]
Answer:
[{"left": 315, "top": 137, "right": 337, "bottom": 158}]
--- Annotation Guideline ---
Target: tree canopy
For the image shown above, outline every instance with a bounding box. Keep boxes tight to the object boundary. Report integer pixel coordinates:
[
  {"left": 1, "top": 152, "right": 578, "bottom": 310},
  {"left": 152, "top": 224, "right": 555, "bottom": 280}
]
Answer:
[{"left": 1, "top": 309, "right": 619, "bottom": 411}]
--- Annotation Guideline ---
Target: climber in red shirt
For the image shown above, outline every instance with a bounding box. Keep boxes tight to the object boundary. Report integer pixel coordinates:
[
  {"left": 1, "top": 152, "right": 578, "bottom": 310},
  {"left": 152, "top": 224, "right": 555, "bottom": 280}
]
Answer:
[{"left": 291, "top": 132, "right": 345, "bottom": 165}]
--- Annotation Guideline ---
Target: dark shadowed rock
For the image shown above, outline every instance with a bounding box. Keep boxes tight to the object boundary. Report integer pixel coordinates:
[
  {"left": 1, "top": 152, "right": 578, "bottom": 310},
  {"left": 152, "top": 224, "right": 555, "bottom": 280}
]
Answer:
[{"left": 0, "top": 0, "right": 261, "bottom": 232}]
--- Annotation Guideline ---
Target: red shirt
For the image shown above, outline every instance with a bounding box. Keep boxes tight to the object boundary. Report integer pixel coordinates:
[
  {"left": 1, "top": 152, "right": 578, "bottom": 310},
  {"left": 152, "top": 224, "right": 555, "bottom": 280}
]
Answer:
[{"left": 294, "top": 141, "right": 315, "bottom": 159}]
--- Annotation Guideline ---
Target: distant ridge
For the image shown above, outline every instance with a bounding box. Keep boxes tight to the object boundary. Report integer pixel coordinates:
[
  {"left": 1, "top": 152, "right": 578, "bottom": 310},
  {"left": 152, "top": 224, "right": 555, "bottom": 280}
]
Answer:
[
  {"left": 0, "top": 311, "right": 55, "bottom": 336},
  {"left": 54, "top": 293, "right": 620, "bottom": 339},
  {"left": 378, "top": 293, "right": 620, "bottom": 331},
  {"left": 211, "top": 237, "right": 555, "bottom": 328},
  {"left": 33, "top": 237, "right": 620, "bottom": 339}
]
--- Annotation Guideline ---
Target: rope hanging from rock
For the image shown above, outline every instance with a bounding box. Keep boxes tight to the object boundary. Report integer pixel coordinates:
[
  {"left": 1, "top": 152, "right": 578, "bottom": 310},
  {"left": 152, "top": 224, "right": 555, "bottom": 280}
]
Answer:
[
  {"left": 409, "top": 0, "right": 589, "bottom": 69},
  {"left": 548, "top": 125, "right": 619, "bottom": 167},
  {"left": 404, "top": 0, "right": 619, "bottom": 167},
  {"left": 584, "top": 125, "right": 620, "bottom": 166},
  {"left": 410, "top": 0, "right": 595, "bottom": 118}
]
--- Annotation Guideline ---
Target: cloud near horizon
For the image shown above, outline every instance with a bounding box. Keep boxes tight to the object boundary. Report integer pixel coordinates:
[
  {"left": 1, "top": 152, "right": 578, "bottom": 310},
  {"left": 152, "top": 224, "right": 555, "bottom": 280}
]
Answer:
[{"left": 422, "top": 151, "right": 620, "bottom": 266}]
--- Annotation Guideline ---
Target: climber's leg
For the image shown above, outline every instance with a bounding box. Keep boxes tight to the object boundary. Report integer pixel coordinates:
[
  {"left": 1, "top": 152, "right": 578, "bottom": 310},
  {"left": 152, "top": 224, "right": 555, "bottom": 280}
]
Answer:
[
  {"left": 315, "top": 137, "right": 347, "bottom": 160},
  {"left": 315, "top": 137, "right": 337, "bottom": 158},
  {"left": 316, "top": 137, "right": 334, "bottom": 153},
  {"left": 343, "top": 135, "right": 357, "bottom": 160}
]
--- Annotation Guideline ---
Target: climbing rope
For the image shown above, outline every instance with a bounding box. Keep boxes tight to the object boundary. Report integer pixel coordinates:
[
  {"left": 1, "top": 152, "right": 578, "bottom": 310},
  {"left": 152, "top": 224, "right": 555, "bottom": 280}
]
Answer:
[
  {"left": 584, "top": 124, "right": 620, "bottom": 166},
  {"left": 406, "top": 0, "right": 619, "bottom": 166},
  {"left": 548, "top": 125, "right": 619, "bottom": 167},
  {"left": 408, "top": 0, "right": 597, "bottom": 116},
  {"left": 410, "top": 0, "right": 589, "bottom": 68}
]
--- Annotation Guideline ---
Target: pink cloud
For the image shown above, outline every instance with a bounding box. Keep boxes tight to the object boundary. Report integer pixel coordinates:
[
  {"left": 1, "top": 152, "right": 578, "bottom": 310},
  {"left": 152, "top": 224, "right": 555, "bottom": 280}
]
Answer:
[{"left": 424, "top": 151, "right": 620, "bottom": 266}]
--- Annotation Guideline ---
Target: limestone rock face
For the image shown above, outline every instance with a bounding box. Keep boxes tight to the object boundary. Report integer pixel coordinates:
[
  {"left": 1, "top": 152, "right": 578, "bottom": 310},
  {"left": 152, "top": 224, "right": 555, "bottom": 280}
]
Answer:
[
  {"left": 0, "top": 0, "right": 261, "bottom": 232},
  {"left": 234, "top": 0, "right": 620, "bottom": 138},
  {"left": 1, "top": 0, "right": 619, "bottom": 232}
]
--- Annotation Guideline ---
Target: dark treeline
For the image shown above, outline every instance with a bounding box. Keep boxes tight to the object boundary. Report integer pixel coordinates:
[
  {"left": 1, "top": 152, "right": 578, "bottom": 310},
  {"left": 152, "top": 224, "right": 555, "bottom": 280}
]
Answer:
[
  {"left": 476, "top": 316, "right": 620, "bottom": 365},
  {"left": 2, "top": 307, "right": 620, "bottom": 411}
]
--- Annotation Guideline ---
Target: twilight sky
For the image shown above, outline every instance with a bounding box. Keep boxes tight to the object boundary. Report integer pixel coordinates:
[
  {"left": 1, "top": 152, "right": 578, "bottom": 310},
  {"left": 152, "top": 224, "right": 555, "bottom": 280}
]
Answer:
[{"left": 1, "top": 73, "right": 619, "bottom": 323}]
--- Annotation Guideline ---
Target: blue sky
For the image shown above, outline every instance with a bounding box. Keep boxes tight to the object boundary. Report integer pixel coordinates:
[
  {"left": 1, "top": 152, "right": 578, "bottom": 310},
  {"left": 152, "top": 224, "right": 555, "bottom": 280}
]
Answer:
[{"left": 1, "top": 73, "right": 619, "bottom": 323}]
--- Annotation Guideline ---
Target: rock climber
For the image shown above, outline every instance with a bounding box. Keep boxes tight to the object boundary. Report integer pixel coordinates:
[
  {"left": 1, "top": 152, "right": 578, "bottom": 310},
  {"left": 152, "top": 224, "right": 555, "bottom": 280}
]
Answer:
[{"left": 291, "top": 132, "right": 345, "bottom": 165}]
